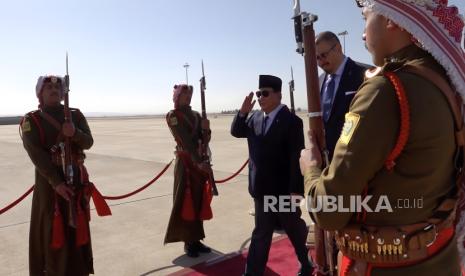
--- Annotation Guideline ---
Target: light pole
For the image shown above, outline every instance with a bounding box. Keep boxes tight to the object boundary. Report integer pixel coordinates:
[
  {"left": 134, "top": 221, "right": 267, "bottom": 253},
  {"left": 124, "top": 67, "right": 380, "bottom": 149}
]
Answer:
[
  {"left": 183, "top": 62, "right": 190, "bottom": 85},
  {"left": 338, "top": 30, "right": 348, "bottom": 54}
]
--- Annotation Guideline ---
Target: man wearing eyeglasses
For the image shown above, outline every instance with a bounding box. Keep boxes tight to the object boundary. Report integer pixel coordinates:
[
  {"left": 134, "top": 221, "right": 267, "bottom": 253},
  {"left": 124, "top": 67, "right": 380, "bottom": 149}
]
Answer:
[
  {"left": 231, "top": 75, "right": 313, "bottom": 276},
  {"left": 316, "top": 31, "right": 369, "bottom": 161}
]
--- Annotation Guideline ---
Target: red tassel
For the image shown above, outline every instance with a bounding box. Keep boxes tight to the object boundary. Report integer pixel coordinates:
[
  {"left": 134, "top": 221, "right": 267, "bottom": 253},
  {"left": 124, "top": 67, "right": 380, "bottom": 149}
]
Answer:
[
  {"left": 75, "top": 218, "right": 89, "bottom": 246},
  {"left": 75, "top": 208, "right": 89, "bottom": 247},
  {"left": 341, "top": 256, "right": 354, "bottom": 276},
  {"left": 50, "top": 206, "right": 64, "bottom": 249},
  {"left": 90, "top": 184, "right": 112, "bottom": 216},
  {"left": 181, "top": 186, "right": 196, "bottom": 221},
  {"left": 199, "top": 181, "right": 213, "bottom": 220},
  {"left": 81, "top": 164, "right": 111, "bottom": 217}
]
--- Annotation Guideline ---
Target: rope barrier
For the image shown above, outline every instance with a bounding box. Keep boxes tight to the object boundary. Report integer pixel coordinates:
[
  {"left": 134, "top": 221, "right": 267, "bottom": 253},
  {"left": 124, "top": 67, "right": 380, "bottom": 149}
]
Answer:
[
  {"left": 102, "top": 159, "right": 174, "bottom": 200},
  {"left": 0, "top": 186, "right": 34, "bottom": 215},
  {"left": 0, "top": 160, "right": 174, "bottom": 214},
  {"left": 0, "top": 158, "right": 249, "bottom": 214},
  {"left": 215, "top": 159, "right": 249, "bottom": 183}
]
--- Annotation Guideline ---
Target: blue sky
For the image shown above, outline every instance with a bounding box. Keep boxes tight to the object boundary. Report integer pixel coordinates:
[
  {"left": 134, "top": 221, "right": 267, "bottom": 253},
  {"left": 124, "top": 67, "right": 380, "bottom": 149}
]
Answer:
[{"left": 1, "top": 0, "right": 463, "bottom": 115}]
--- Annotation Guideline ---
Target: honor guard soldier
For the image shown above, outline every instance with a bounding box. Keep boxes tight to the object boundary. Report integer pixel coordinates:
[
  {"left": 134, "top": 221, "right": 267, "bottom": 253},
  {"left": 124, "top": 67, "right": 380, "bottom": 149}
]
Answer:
[
  {"left": 21, "top": 75, "right": 110, "bottom": 276},
  {"left": 164, "top": 84, "right": 213, "bottom": 258},
  {"left": 300, "top": 0, "right": 465, "bottom": 275}
]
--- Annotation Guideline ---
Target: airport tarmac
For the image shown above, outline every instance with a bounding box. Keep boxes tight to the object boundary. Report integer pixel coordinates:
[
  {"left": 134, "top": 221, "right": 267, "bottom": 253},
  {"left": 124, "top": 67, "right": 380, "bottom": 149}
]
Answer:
[{"left": 0, "top": 114, "right": 313, "bottom": 276}]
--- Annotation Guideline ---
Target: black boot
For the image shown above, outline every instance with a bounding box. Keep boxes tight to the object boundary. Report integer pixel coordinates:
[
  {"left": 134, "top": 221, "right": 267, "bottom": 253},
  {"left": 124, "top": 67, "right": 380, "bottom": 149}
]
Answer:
[
  {"left": 193, "top": 241, "right": 211, "bottom": 253},
  {"left": 184, "top": 242, "right": 199, "bottom": 258}
]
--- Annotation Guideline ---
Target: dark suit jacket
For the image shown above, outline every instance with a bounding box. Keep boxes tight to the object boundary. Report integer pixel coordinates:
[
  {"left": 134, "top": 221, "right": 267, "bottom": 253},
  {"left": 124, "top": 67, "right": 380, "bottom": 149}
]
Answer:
[
  {"left": 320, "top": 58, "right": 370, "bottom": 160},
  {"left": 231, "top": 105, "right": 305, "bottom": 198}
]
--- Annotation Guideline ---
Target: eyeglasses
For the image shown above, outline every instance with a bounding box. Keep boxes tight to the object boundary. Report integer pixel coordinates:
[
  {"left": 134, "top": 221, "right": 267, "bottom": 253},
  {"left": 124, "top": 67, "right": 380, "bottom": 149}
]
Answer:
[
  {"left": 255, "top": 90, "right": 273, "bottom": 98},
  {"left": 316, "top": 44, "right": 337, "bottom": 60}
]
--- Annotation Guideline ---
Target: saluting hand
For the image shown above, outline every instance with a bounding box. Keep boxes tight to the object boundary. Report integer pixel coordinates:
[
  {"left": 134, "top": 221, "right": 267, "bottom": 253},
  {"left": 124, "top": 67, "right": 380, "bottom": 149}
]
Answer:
[
  {"left": 239, "top": 92, "right": 256, "bottom": 115},
  {"left": 54, "top": 183, "right": 75, "bottom": 201},
  {"left": 62, "top": 122, "right": 76, "bottom": 137}
]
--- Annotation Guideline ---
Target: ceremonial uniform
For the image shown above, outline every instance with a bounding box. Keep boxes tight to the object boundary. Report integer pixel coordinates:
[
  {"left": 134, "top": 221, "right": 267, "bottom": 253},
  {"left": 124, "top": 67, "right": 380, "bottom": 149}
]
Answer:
[
  {"left": 164, "top": 84, "right": 213, "bottom": 257},
  {"left": 300, "top": 1, "right": 465, "bottom": 274},
  {"left": 304, "top": 44, "right": 461, "bottom": 275},
  {"left": 22, "top": 104, "right": 95, "bottom": 276},
  {"left": 164, "top": 106, "right": 208, "bottom": 244}
]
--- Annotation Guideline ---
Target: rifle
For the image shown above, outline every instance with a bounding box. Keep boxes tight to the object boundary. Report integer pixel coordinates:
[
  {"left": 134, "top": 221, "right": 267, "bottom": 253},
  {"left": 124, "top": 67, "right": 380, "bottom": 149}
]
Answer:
[
  {"left": 289, "top": 66, "right": 296, "bottom": 114},
  {"left": 292, "top": 1, "right": 335, "bottom": 275},
  {"left": 61, "top": 53, "right": 77, "bottom": 227},
  {"left": 199, "top": 60, "right": 219, "bottom": 196}
]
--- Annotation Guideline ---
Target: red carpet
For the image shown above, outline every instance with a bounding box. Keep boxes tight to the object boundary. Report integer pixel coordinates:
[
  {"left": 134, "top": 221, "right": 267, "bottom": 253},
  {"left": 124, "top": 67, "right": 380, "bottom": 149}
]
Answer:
[{"left": 169, "top": 235, "right": 313, "bottom": 276}]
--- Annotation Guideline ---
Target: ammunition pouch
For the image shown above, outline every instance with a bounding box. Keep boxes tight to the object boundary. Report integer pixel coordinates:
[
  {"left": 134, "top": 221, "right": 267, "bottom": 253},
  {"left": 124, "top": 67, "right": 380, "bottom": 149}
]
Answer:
[{"left": 335, "top": 207, "right": 455, "bottom": 265}]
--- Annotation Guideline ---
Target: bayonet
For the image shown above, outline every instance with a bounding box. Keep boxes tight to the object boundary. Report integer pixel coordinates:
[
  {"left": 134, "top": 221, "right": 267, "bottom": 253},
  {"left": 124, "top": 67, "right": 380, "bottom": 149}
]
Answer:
[
  {"left": 64, "top": 53, "right": 76, "bottom": 227},
  {"left": 289, "top": 66, "right": 296, "bottom": 114},
  {"left": 293, "top": 0, "right": 304, "bottom": 54}
]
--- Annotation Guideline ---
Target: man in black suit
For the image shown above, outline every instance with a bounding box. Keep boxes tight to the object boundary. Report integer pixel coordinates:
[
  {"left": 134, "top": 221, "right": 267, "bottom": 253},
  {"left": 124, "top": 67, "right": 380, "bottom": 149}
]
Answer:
[
  {"left": 316, "top": 31, "right": 369, "bottom": 161},
  {"left": 313, "top": 31, "right": 370, "bottom": 271},
  {"left": 231, "top": 75, "right": 313, "bottom": 276}
]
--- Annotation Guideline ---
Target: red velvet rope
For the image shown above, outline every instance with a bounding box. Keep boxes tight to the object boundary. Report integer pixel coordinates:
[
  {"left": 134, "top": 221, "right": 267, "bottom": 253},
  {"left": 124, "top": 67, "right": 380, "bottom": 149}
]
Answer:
[
  {"left": 0, "top": 186, "right": 34, "bottom": 215},
  {"left": 215, "top": 159, "right": 249, "bottom": 183},
  {"left": 102, "top": 160, "right": 174, "bottom": 200},
  {"left": 1, "top": 158, "right": 250, "bottom": 214}
]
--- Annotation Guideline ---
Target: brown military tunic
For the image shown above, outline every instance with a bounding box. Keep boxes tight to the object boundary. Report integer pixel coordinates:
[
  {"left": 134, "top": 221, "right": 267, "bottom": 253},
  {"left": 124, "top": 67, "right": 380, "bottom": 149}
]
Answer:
[
  {"left": 304, "top": 45, "right": 461, "bottom": 275},
  {"left": 21, "top": 105, "right": 94, "bottom": 276},
  {"left": 164, "top": 106, "right": 208, "bottom": 244}
]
